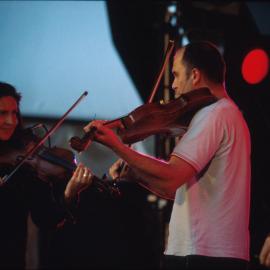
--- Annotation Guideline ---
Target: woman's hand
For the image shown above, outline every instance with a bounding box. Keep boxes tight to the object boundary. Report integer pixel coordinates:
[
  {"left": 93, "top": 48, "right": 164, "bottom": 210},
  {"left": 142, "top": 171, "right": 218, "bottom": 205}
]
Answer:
[{"left": 64, "top": 163, "right": 93, "bottom": 203}]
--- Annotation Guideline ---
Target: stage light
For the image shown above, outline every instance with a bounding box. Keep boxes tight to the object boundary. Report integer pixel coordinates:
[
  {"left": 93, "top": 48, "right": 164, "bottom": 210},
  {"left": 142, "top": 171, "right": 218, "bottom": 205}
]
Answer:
[{"left": 241, "top": 48, "right": 269, "bottom": 85}]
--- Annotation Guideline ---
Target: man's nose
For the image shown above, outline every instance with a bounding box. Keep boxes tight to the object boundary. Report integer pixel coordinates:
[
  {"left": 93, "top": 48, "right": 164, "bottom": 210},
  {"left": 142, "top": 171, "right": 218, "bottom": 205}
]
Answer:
[
  {"left": 172, "top": 85, "right": 177, "bottom": 93},
  {"left": 172, "top": 80, "right": 177, "bottom": 91}
]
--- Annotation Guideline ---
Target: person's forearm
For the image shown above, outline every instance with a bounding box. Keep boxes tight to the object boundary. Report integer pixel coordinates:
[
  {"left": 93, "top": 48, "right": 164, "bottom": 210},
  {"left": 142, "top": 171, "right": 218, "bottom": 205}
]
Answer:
[
  {"left": 111, "top": 142, "right": 178, "bottom": 198},
  {"left": 130, "top": 167, "right": 175, "bottom": 200}
]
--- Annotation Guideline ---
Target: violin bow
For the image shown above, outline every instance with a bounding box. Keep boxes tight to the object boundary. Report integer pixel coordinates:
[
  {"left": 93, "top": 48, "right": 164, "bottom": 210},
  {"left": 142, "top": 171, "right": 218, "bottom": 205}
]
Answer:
[
  {"left": 116, "top": 40, "right": 175, "bottom": 180},
  {"left": 147, "top": 40, "right": 175, "bottom": 104}
]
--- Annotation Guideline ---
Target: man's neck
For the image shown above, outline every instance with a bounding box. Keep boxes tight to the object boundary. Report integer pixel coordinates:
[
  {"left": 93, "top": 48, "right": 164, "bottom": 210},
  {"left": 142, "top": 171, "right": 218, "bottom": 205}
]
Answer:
[{"left": 205, "top": 84, "right": 228, "bottom": 100}]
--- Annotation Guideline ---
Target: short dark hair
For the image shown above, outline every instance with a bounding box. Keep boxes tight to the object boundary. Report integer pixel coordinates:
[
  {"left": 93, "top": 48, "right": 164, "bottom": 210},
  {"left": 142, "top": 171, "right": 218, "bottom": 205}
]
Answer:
[
  {"left": 0, "top": 82, "right": 24, "bottom": 146},
  {"left": 182, "top": 41, "right": 226, "bottom": 84}
]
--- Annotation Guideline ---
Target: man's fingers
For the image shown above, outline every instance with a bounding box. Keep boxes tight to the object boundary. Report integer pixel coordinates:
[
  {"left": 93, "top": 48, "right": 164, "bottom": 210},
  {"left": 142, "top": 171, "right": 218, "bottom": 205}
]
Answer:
[{"left": 83, "top": 120, "right": 106, "bottom": 133}]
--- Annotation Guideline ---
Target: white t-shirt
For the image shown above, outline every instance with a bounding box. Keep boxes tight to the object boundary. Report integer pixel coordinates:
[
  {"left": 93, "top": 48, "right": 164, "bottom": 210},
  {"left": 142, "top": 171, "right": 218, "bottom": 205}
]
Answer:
[{"left": 165, "top": 98, "right": 251, "bottom": 261}]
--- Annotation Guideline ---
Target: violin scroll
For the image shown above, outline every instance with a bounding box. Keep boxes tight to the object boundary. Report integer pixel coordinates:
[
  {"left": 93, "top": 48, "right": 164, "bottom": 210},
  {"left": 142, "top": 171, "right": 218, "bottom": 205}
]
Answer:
[
  {"left": 69, "top": 127, "right": 96, "bottom": 153},
  {"left": 69, "top": 120, "right": 123, "bottom": 153}
]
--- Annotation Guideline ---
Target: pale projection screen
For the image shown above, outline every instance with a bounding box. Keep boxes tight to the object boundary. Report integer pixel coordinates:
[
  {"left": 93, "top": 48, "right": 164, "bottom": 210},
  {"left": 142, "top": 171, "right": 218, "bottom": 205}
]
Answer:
[{"left": 0, "top": 1, "right": 143, "bottom": 120}]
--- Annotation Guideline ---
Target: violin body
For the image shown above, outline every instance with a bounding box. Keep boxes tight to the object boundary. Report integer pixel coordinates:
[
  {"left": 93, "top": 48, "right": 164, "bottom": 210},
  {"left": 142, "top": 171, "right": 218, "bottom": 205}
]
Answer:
[
  {"left": 0, "top": 130, "right": 76, "bottom": 185},
  {"left": 119, "top": 88, "right": 217, "bottom": 144}
]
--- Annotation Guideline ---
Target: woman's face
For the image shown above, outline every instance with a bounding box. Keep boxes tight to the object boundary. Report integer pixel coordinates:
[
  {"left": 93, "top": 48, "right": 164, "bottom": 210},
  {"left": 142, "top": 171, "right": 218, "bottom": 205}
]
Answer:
[{"left": 0, "top": 96, "right": 18, "bottom": 141}]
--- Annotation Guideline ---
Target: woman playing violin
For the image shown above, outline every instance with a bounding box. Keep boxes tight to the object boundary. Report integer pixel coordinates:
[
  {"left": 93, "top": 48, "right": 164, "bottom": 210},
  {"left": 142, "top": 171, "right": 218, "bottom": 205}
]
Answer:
[
  {"left": 84, "top": 41, "right": 251, "bottom": 270},
  {"left": 0, "top": 82, "right": 92, "bottom": 269}
]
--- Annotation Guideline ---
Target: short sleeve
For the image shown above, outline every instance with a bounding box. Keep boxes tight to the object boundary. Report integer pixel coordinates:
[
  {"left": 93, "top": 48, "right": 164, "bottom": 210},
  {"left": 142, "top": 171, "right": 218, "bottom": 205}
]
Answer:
[{"left": 172, "top": 103, "right": 224, "bottom": 172}]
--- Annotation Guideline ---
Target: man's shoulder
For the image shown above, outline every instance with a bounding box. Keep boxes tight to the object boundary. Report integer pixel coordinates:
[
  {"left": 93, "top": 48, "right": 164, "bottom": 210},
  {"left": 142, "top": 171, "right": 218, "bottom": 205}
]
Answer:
[{"left": 197, "top": 98, "right": 239, "bottom": 120}]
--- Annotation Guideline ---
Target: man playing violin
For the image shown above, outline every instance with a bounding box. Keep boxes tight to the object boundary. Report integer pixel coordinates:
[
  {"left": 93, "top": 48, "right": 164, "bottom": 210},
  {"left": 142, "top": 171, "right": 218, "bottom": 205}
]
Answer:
[
  {"left": 84, "top": 41, "right": 251, "bottom": 270},
  {"left": 0, "top": 82, "right": 92, "bottom": 269}
]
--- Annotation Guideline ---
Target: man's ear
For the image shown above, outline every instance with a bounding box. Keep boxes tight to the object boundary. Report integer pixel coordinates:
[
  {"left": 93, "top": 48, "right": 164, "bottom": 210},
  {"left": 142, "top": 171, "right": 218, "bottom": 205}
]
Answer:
[{"left": 191, "top": 68, "right": 201, "bottom": 85}]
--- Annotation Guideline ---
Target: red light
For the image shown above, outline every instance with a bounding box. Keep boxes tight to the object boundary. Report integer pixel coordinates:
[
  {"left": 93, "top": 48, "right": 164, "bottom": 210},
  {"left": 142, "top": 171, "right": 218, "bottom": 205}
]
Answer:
[{"left": 241, "top": 49, "right": 269, "bottom": 85}]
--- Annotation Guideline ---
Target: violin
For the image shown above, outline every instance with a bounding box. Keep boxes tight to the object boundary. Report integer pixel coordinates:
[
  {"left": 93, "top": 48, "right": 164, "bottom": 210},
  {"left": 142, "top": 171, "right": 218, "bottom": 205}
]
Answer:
[
  {"left": 68, "top": 40, "right": 217, "bottom": 153},
  {"left": 0, "top": 127, "right": 121, "bottom": 199},
  {"left": 69, "top": 87, "right": 218, "bottom": 152},
  {"left": 0, "top": 90, "right": 120, "bottom": 199},
  {"left": 0, "top": 91, "right": 89, "bottom": 186},
  {"left": 0, "top": 129, "right": 76, "bottom": 185}
]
